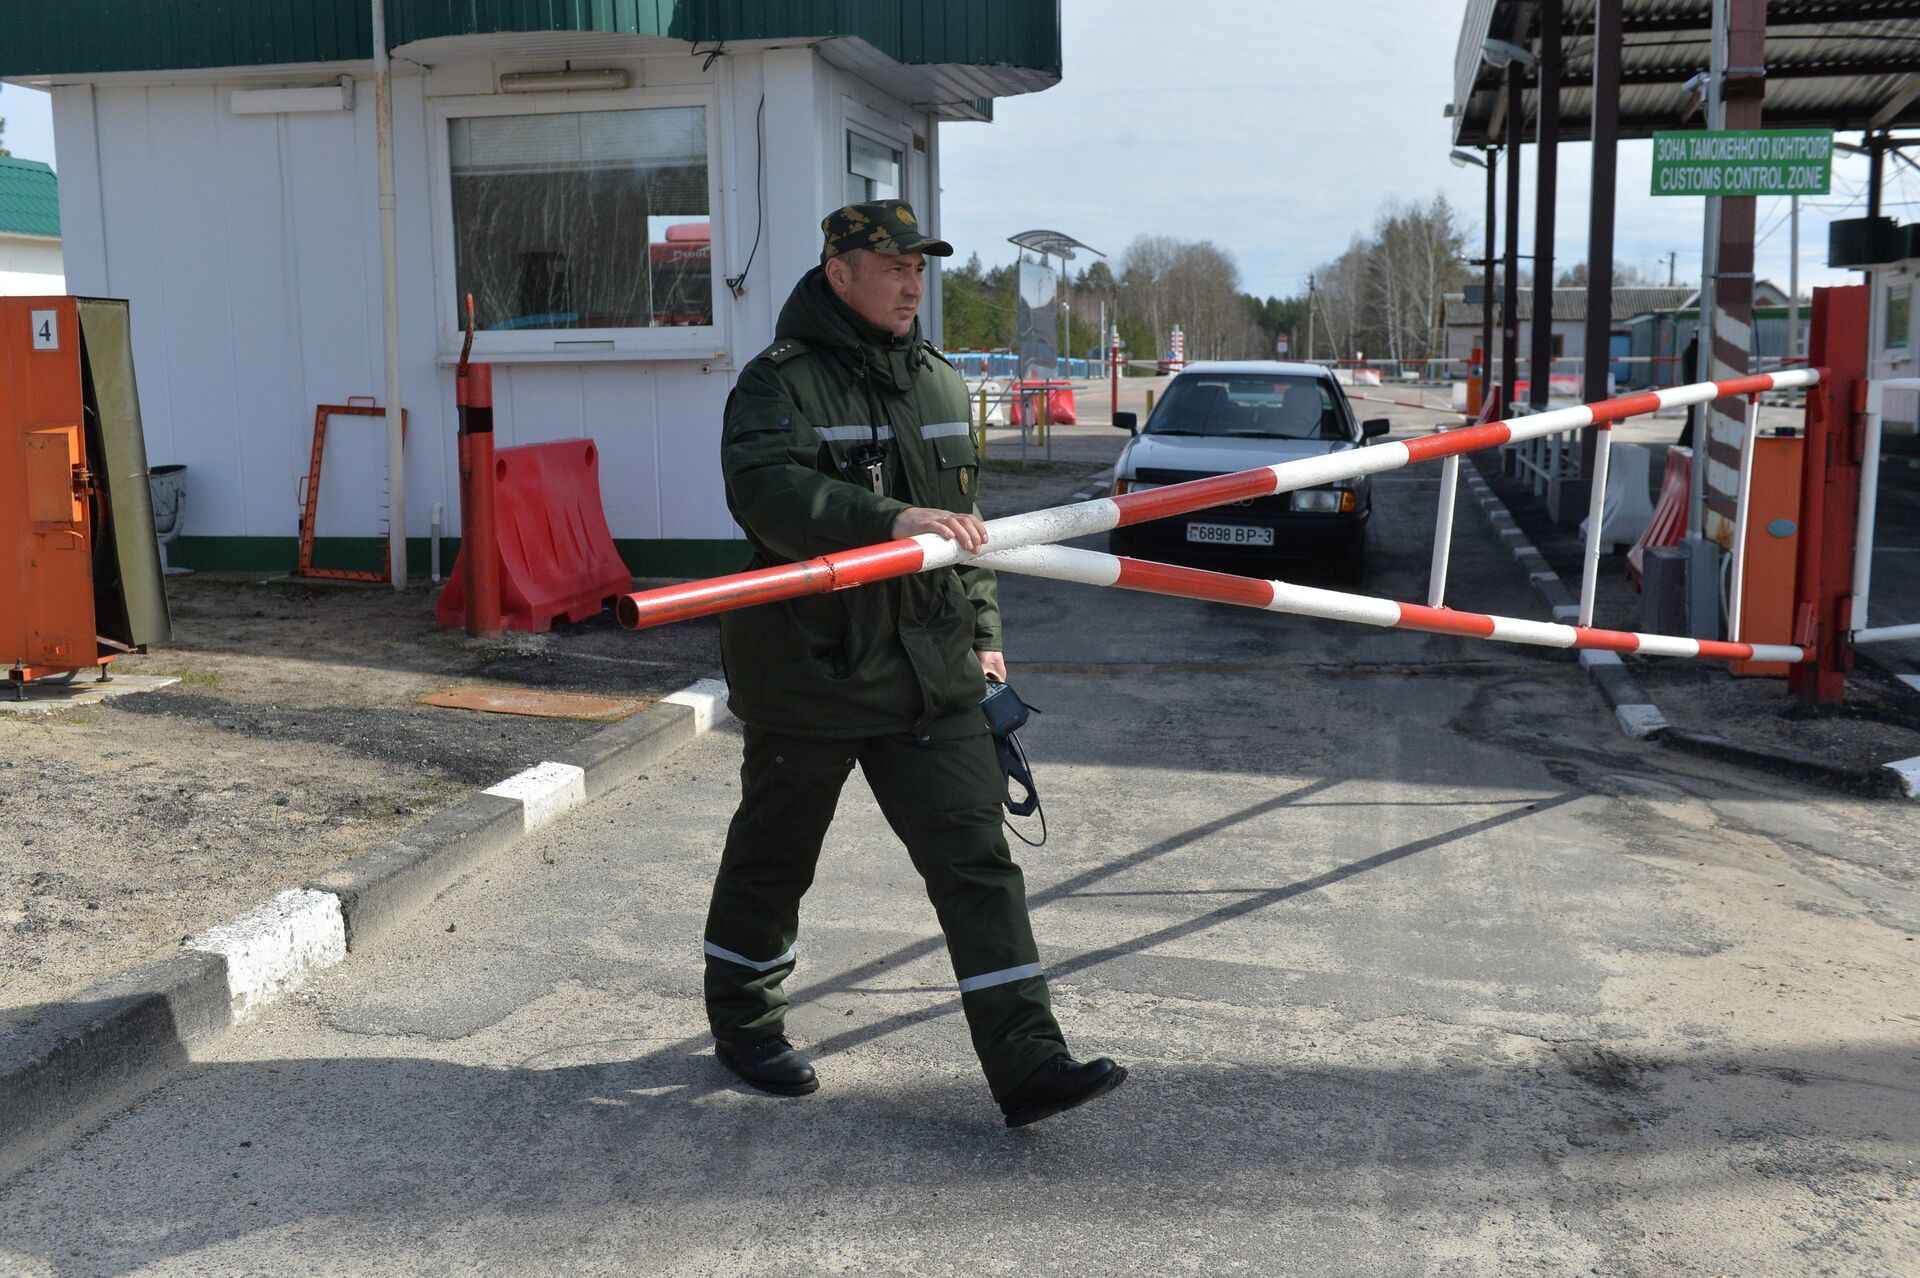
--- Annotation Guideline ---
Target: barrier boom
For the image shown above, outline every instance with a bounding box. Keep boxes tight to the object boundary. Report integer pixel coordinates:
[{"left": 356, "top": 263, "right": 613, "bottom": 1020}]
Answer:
[
  {"left": 975, "top": 544, "right": 1805, "bottom": 663},
  {"left": 616, "top": 370, "right": 1819, "bottom": 631}
]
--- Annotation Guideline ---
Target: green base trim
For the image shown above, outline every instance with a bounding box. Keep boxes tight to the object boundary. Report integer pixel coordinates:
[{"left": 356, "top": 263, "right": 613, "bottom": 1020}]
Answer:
[{"left": 167, "top": 535, "right": 745, "bottom": 580}]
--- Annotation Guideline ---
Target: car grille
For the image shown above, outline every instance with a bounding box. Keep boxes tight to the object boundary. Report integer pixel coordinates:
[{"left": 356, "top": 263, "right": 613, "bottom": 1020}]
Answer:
[{"left": 1134, "top": 468, "right": 1293, "bottom": 514}]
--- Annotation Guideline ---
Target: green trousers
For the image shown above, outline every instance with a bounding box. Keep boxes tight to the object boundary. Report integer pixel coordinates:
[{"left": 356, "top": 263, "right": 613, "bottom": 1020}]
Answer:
[{"left": 704, "top": 718, "right": 1067, "bottom": 1100}]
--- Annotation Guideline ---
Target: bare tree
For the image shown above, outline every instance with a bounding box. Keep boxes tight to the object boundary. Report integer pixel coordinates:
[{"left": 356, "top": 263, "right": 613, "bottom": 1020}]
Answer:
[{"left": 1308, "top": 193, "right": 1468, "bottom": 366}]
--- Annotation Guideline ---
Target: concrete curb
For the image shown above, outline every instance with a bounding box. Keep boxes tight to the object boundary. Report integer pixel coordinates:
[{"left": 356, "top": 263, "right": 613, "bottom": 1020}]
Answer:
[
  {"left": 1656, "top": 728, "right": 1911, "bottom": 799},
  {"left": 0, "top": 677, "right": 732, "bottom": 1182},
  {"left": 1460, "top": 457, "right": 1916, "bottom": 800},
  {"left": 1457, "top": 461, "right": 1669, "bottom": 740}
]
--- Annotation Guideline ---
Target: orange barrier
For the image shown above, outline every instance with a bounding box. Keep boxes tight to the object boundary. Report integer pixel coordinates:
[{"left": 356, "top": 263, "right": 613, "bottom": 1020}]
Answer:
[
  {"left": 436, "top": 439, "right": 631, "bottom": 633},
  {"left": 1627, "top": 445, "right": 1690, "bottom": 589},
  {"left": 1007, "top": 381, "right": 1076, "bottom": 426}
]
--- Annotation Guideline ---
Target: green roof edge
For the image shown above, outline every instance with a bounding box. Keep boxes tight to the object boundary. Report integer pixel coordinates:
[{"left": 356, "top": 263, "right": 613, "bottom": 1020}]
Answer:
[{"left": 0, "top": 1, "right": 1059, "bottom": 84}]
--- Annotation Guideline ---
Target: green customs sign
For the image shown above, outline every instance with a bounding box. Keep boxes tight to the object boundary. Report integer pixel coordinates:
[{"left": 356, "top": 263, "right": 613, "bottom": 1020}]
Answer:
[{"left": 1651, "top": 129, "right": 1833, "bottom": 197}]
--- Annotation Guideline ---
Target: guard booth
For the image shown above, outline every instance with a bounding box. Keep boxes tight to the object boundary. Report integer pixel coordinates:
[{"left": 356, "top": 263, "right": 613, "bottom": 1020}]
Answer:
[{"left": 1, "top": 296, "right": 170, "bottom": 695}]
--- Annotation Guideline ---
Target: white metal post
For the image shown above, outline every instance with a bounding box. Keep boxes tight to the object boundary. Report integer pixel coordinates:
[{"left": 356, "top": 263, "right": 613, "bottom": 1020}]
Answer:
[
  {"left": 1788, "top": 195, "right": 1801, "bottom": 359},
  {"left": 372, "top": 0, "right": 406, "bottom": 588},
  {"left": 1577, "top": 426, "right": 1613, "bottom": 627},
  {"left": 1850, "top": 379, "right": 1919, "bottom": 631},
  {"left": 1727, "top": 394, "right": 1761, "bottom": 640},
  {"left": 1428, "top": 449, "right": 1461, "bottom": 608}
]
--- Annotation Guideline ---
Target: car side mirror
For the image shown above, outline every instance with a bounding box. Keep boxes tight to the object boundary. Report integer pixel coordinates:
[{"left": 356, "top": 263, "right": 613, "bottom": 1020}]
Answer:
[
  {"left": 1113, "top": 410, "right": 1137, "bottom": 433},
  {"left": 1362, "top": 418, "right": 1391, "bottom": 440}
]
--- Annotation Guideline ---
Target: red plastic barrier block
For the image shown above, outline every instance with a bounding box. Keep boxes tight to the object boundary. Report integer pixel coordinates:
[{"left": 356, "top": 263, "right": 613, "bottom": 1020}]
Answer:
[
  {"left": 1626, "top": 445, "right": 1691, "bottom": 589},
  {"left": 436, "top": 438, "right": 633, "bottom": 633},
  {"left": 1006, "top": 382, "right": 1077, "bottom": 426}
]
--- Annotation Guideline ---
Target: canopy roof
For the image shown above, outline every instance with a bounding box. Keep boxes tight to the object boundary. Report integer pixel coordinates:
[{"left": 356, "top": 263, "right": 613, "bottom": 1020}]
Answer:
[{"left": 1452, "top": 1, "right": 1920, "bottom": 144}]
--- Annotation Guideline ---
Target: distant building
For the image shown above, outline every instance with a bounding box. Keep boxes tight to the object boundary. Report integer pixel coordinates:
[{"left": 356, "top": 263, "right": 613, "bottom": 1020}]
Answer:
[
  {"left": 1443, "top": 283, "right": 1793, "bottom": 389},
  {"left": 0, "top": 156, "right": 63, "bottom": 294}
]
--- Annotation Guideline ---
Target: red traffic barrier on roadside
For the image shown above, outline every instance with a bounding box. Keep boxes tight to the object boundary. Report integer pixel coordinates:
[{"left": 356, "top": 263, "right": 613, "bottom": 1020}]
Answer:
[
  {"left": 1627, "top": 445, "right": 1691, "bottom": 589},
  {"left": 436, "top": 438, "right": 632, "bottom": 633},
  {"left": 1007, "top": 380, "right": 1077, "bottom": 426}
]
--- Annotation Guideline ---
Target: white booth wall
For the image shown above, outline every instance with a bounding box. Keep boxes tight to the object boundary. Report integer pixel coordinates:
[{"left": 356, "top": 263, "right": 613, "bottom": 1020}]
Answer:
[
  {"left": 0, "top": 233, "right": 64, "bottom": 295},
  {"left": 49, "top": 45, "right": 946, "bottom": 563}
]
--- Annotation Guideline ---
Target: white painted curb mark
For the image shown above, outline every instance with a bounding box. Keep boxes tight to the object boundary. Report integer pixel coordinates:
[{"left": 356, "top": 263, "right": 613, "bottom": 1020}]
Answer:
[
  {"left": 184, "top": 888, "right": 347, "bottom": 1019},
  {"left": 663, "top": 677, "right": 734, "bottom": 735},
  {"left": 1884, "top": 756, "right": 1920, "bottom": 799},
  {"left": 486, "top": 761, "right": 588, "bottom": 832},
  {"left": 1615, "top": 704, "right": 1669, "bottom": 739}
]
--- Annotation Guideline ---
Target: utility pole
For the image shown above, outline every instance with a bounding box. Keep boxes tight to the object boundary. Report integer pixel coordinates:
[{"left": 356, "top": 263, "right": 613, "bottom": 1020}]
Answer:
[
  {"left": 1305, "top": 273, "right": 1317, "bottom": 362},
  {"left": 1666, "top": 250, "right": 1677, "bottom": 286},
  {"left": 1789, "top": 195, "right": 1801, "bottom": 358}
]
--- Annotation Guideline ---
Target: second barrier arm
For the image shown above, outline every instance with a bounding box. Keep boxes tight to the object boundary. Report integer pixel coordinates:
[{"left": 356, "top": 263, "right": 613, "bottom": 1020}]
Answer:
[{"left": 616, "top": 369, "right": 1822, "bottom": 631}]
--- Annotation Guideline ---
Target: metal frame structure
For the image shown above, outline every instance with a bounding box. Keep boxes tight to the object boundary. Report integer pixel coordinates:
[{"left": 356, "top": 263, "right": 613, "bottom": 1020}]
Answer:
[
  {"left": 295, "top": 399, "right": 408, "bottom": 584},
  {"left": 1449, "top": 0, "right": 1920, "bottom": 535}
]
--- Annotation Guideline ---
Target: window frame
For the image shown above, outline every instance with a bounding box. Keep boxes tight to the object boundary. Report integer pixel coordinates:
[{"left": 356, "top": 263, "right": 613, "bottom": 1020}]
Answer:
[
  {"left": 426, "top": 84, "right": 728, "bottom": 362},
  {"left": 1885, "top": 281, "right": 1912, "bottom": 351},
  {"left": 844, "top": 127, "right": 904, "bottom": 206}
]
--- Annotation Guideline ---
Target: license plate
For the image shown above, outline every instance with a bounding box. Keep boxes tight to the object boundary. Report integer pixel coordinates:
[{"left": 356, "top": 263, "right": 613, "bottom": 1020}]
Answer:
[{"left": 1186, "top": 522, "right": 1273, "bottom": 547}]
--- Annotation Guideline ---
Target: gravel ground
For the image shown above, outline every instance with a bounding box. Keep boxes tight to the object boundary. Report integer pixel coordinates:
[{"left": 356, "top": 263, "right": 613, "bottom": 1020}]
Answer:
[{"left": 0, "top": 576, "right": 721, "bottom": 1014}]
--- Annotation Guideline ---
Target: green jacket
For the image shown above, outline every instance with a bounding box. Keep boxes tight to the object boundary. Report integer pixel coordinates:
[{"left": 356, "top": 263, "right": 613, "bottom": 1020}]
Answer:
[{"left": 718, "top": 267, "right": 998, "bottom": 738}]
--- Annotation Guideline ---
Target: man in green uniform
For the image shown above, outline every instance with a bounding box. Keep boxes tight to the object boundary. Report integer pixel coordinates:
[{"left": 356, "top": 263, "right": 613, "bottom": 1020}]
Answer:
[{"left": 705, "top": 200, "right": 1126, "bottom": 1127}]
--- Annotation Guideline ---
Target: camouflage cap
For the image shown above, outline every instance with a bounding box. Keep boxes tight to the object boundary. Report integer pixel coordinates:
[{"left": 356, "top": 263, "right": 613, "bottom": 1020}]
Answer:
[{"left": 820, "top": 199, "right": 953, "bottom": 262}]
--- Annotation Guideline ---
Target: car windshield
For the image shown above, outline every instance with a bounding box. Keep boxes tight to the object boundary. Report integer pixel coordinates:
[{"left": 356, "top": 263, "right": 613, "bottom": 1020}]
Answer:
[{"left": 1145, "top": 373, "right": 1348, "bottom": 441}]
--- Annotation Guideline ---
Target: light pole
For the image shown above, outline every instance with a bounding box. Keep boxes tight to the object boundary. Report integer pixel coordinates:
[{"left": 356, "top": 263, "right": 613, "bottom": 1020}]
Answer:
[{"left": 1451, "top": 147, "right": 1498, "bottom": 412}]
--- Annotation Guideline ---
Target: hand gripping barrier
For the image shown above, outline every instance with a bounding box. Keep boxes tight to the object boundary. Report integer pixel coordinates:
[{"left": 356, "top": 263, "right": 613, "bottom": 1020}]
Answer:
[
  {"left": 616, "top": 371, "right": 1820, "bottom": 664},
  {"left": 439, "top": 438, "right": 632, "bottom": 633}
]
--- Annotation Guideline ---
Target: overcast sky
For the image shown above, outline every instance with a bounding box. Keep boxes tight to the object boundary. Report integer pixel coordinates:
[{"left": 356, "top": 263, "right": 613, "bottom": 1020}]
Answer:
[
  {"left": 938, "top": 0, "right": 1901, "bottom": 301},
  {"left": 3, "top": 2, "right": 1910, "bottom": 302}
]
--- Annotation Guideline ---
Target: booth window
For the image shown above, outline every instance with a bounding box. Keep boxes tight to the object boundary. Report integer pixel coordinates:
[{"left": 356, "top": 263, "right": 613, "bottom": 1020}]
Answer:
[
  {"left": 1887, "top": 283, "right": 1911, "bottom": 350},
  {"left": 449, "top": 106, "right": 712, "bottom": 334},
  {"left": 846, "top": 132, "right": 902, "bottom": 205}
]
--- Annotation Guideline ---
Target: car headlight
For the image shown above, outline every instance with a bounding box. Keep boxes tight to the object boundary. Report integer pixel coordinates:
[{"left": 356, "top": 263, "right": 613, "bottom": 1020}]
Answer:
[
  {"left": 1292, "top": 488, "right": 1355, "bottom": 513},
  {"left": 1113, "top": 478, "right": 1163, "bottom": 495}
]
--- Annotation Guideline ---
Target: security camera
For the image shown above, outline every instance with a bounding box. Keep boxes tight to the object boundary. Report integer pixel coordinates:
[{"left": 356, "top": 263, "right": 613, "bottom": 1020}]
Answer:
[{"left": 1481, "top": 38, "right": 1538, "bottom": 69}]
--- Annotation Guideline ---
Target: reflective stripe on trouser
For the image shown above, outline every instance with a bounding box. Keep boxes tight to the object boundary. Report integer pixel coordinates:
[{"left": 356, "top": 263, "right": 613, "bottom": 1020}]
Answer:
[{"left": 703, "top": 718, "right": 1067, "bottom": 1099}]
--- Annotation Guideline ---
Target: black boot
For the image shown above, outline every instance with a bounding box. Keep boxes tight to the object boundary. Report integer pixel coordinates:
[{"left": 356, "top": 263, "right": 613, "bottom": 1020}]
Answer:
[
  {"left": 999, "top": 1055, "right": 1127, "bottom": 1128},
  {"left": 714, "top": 1035, "right": 819, "bottom": 1096}
]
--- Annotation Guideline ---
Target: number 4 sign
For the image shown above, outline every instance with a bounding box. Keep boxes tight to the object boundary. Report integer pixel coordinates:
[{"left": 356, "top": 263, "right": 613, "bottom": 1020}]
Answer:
[{"left": 30, "top": 309, "right": 59, "bottom": 351}]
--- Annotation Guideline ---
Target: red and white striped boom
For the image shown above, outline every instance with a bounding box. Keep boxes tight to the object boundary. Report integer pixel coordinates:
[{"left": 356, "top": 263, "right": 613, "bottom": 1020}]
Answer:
[
  {"left": 973, "top": 544, "right": 1803, "bottom": 664},
  {"left": 617, "top": 369, "right": 1820, "bottom": 633}
]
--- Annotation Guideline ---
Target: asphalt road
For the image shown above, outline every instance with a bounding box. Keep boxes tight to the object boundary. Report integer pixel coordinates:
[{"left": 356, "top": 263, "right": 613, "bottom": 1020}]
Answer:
[{"left": 3, "top": 445, "right": 1917, "bottom": 1276}]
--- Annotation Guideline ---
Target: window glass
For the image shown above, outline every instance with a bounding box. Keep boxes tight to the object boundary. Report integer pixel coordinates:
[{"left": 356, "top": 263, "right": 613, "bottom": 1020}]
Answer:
[
  {"left": 1887, "top": 283, "right": 1911, "bottom": 349},
  {"left": 846, "top": 132, "right": 902, "bottom": 205},
  {"left": 450, "top": 107, "right": 711, "bottom": 331},
  {"left": 1146, "top": 374, "right": 1348, "bottom": 440}
]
